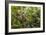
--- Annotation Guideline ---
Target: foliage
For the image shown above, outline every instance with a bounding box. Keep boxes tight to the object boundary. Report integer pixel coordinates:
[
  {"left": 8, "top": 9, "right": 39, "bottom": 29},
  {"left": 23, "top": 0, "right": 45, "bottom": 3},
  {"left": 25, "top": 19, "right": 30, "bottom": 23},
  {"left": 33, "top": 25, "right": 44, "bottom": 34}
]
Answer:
[{"left": 11, "top": 6, "right": 41, "bottom": 29}]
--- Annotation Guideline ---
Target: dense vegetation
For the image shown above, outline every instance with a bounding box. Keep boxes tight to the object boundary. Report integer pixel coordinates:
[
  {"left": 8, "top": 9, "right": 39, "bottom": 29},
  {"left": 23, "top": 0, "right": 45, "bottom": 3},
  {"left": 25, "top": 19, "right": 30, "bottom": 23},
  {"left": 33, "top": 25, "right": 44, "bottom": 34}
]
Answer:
[{"left": 11, "top": 6, "right": 41, "bottom": 29}]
